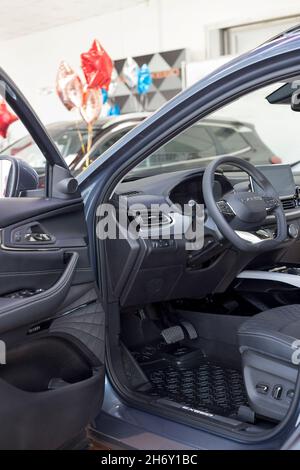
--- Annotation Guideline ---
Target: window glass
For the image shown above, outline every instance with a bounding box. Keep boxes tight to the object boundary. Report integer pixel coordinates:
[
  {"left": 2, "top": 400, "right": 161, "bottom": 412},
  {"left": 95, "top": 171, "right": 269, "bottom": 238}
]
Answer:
[
  {"left": 1, "top": 127, "right": 98, "bottom": 185},
  {"left": 2, "top": 136, "right": 45, "bottom": 170},
  {"left": 72, "top": 127, "right": 131, "bottom": 176},
  {"left": 98, "top": 129, "right": 130, "bottom": 154},
  {"left": 54, "top": 130, "right": 91, "bottom": 165},
  {"left": 134, "top": 125, "right": 216, "bottom": 171},
  {"left": 208, "top": 125, "right": 250, "bottom": 154},
  {"left": 0, "top": 99, "right": 46, "bottom": 192},
  {"left": 125, "top": 81, "right": 300, "bottom": 181}
]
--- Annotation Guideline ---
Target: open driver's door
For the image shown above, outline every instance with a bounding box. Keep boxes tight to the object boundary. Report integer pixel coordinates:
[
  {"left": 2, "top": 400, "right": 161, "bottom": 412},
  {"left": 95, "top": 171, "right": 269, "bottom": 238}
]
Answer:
[{"left": 0, "top": 69, "right": 105, "bottom": 449}]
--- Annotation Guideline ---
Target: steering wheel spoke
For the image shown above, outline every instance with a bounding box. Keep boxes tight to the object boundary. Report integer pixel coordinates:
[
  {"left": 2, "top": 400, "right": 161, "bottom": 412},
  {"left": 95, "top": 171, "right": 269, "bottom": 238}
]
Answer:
[
  {"left": 216, "top": 200, "right": 235, "bottom": 217},
  {"left": 262, "top": 195, "right": 281, "bottom": 213}
]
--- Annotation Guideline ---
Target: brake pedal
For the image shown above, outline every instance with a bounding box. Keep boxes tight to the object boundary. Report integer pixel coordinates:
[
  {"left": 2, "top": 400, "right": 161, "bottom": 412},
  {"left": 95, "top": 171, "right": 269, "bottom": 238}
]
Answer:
[{"left": 161, "top": 326, "right": 185, "bottom": 344}]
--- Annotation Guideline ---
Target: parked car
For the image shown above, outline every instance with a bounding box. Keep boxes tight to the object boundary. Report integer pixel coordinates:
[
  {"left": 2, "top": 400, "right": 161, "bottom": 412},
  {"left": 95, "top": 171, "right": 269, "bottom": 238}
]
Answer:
[
  {"left": 1, "top": 25, "right": 300, "bottom": 451},
  {"left": 87, "top": 117, "right": 280, "bottom": 180},
  {"left": 0, "top": 114, "right": 146, "bottom": 184},
  {"left": 0, "top": 115, "right": 279, "bottom": 186}
]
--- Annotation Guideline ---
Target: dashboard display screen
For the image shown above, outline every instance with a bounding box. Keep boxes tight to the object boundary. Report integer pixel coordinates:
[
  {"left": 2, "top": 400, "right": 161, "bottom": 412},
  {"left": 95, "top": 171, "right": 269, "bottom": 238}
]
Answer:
[{"left": 251, "top": 164, "right": 296, "bottom": 199}]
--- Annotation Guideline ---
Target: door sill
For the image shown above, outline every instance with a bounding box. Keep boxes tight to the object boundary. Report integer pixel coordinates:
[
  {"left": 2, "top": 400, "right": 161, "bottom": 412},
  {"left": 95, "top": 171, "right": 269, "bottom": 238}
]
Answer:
[{"left": 105, "top": 336, "right": 300, "bottom": 448}]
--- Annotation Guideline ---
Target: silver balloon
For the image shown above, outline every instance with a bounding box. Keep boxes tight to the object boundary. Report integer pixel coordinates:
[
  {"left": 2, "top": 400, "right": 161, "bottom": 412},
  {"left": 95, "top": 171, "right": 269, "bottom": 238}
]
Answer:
[
  {"left": 122, "top": 57, "right": 139, "bottom": 89},
  {"left": 108, "top": 67, "right": 119, "bottom": 98}
]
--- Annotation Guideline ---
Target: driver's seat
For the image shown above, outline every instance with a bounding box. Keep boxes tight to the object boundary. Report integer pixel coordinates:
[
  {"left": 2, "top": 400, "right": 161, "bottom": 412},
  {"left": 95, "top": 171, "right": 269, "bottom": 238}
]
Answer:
[{"left": 238, "top": 305, "right": 300, "bottom": 421}]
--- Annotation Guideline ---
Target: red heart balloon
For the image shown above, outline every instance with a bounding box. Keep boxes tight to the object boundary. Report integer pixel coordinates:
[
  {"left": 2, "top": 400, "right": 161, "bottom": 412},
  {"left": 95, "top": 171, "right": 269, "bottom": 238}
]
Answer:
[
  {"left": 81, "top": 40, "right": 113, "bottom": 90},
  {"left": 0, "top": 101, "right": 18, "bottom": 138}
]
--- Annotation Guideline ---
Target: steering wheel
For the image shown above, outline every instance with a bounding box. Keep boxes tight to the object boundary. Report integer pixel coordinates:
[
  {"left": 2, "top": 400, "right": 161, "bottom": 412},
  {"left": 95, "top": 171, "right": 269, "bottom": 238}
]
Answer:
[{"left": 202, "top": 156, "right": 287, "bottom": 252}]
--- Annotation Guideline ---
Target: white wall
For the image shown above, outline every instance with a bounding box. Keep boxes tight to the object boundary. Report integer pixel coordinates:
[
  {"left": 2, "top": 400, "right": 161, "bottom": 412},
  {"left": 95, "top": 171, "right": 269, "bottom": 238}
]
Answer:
[{"left": 0, "top": 0, "right": 299, "bottom": 136}]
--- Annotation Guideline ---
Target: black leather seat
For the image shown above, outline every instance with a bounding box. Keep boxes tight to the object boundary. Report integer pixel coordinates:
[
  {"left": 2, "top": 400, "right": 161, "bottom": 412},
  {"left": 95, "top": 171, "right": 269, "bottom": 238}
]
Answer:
[{"left": 238, "top": 305, "right": 300, "bottom": 421}]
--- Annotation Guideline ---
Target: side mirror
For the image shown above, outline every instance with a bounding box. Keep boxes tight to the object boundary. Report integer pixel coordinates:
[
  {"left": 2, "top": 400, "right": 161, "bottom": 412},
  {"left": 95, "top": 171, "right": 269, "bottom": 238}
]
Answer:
[{"left": 0, "top": 156, "right": 39, "bottom": 197}]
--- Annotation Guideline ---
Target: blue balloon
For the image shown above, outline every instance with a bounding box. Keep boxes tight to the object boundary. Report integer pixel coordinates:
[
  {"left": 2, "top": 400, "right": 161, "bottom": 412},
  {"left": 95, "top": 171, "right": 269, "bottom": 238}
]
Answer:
[
  {"left": 108, "top": 104, "right": 121, "bottom": 116},
  {"left": 137, "top": 64, "right": 152, "bottom": 95},
  {"left": 101, "top": 88, "right": 108, "bottom": 104}
]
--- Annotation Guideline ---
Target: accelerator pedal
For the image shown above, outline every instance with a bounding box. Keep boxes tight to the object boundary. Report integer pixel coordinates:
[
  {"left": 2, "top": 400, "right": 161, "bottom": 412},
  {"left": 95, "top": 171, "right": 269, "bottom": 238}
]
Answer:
[
  {"left": 161, "top": 321, "right": 198, "bottom": 344},
  {"left": 161, "top": 325, "right": 185, "bottom": 344},
  {"left": 180, "top": 321, "right": 198, "bottom": 340}
]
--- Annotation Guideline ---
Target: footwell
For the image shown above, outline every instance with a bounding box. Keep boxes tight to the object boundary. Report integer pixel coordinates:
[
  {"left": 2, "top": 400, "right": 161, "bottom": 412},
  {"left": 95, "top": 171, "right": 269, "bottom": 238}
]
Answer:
[{"left": 132, "top": 343, "right": 248, "bottom": 418}]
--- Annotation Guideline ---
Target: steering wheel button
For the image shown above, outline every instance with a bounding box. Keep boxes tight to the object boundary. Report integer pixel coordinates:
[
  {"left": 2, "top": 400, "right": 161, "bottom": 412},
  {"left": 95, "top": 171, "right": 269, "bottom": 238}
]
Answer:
[
  {"left": 217, "top": 200, "right": 235, "bottom": 216},
  {"left": 263, "top": 196, "right": 280, "bottom": 211}
]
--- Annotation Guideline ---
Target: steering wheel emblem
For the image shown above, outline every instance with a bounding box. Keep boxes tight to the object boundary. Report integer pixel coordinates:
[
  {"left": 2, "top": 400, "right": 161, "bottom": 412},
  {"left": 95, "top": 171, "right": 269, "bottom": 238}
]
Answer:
[{"left": 240, "top": 195, "right": 263, "bottom": 203}]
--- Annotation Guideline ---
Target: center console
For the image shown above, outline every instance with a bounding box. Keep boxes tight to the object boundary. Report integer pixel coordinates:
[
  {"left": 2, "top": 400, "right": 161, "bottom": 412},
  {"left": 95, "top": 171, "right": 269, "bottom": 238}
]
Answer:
[
  {"left": 235, "top": 263, "right": 300, "bottom": 315},
  {"left": 238, "top": 265, "right": 300, "bottom": 289},
  {"left": 249, "top": 164, "right": 300, "bottom": 241}
]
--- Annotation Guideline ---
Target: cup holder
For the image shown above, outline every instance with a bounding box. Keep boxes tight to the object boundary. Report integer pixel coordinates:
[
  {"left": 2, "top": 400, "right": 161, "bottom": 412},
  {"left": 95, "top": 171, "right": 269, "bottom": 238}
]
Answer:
[{"left": 0, "top": 336, "right": 94, "bottom": 392}]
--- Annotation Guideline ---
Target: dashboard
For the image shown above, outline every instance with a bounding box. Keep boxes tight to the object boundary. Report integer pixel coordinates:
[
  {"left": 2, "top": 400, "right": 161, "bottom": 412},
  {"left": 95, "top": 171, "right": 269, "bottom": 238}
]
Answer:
[
  {"left": 168, "top": 172, "right": 232, "bottom": 206},
  {"left": 106, "top": 167, "right": 300, "bottom": 307},
  {"left": 117, "top": 168, "right": 233, "bottom": 207}
]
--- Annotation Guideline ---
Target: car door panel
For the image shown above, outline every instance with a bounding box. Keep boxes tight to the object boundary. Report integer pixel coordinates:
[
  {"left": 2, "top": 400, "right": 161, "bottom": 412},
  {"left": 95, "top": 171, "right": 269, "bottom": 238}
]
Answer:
[
  {"left": 0, "top": 250, "right": 94, "bottom": 295},
  {"left": 0, "top": 197, "right": 84, "bottom": 227},
  {"left": 0, "top": 70, "right": 107, "bottom": 449},
  {"left": 0, "top": 198, "right": 105, "bottom": 449},
  {"left": 0, "top": 200, "right": 95, "bottom": 288},
  {"left": 0, "top": 358, "right": 103, "bottom": 450},
  {"left": 0, "top": 251, "right": 79, "bottom": 332}
]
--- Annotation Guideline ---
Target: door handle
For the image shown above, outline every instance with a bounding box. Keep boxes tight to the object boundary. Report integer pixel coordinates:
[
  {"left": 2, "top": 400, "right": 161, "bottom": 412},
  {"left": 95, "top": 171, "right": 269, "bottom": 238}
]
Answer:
[{"left": 24, "top": 232, "right": 52, "bottom": 242}]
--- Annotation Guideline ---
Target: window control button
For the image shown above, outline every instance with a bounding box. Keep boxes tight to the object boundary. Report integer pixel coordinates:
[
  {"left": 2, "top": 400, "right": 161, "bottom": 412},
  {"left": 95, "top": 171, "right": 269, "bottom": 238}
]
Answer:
[
  {"left": 256, "top": 383, "right": 269, "bottom": 394},
  {"left": 272, "top": 385, "right": 283, "bottom": 400}
]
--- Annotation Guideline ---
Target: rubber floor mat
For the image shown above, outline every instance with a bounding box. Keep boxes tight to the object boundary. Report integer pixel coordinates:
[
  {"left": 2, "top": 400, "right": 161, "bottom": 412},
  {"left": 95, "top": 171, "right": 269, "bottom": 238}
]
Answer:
[{"left": 133, "top": 344, "right": 248, "bottom": 417}]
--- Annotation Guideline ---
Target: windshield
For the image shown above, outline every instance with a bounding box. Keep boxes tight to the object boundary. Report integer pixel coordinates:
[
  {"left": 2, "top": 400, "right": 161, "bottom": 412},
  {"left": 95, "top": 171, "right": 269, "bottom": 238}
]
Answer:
[
  {"left": 125, "top": 119, "right": 273, "bottom": 180},
  {"left": 125, "top": 82, "right": 300, "bottom": 181}
]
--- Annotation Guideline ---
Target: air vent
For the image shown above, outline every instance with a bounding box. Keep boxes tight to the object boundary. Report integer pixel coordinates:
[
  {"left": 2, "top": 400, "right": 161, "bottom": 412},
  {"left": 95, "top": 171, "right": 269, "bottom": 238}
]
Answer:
[
  {"left": 128, "top": 209, "right": 172, "bottom": 228},
  {"left": 119, "top": 190, "right": 142, "bottom": 197},
  {"left": 282, "top": 199, "right": 296, "bottom": 211}
]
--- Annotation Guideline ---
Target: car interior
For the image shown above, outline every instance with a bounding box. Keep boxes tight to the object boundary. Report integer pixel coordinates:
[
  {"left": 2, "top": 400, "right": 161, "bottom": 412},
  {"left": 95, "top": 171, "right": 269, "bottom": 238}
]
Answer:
[
  {"left": 101, "top": 81, "right": 300, "bottom": 438},
  {"left": 2, "top": 71, "right": 300, "bottom": 449}
]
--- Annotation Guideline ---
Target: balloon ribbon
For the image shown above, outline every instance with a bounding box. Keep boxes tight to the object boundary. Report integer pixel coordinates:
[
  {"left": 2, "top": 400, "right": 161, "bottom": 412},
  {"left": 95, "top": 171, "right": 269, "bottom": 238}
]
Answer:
[
  {"left": 85, "top": 123, "right": 94, "bottom": 167},
  {"left": 75, "top": 120, "right": 86, "bottom": 155}
]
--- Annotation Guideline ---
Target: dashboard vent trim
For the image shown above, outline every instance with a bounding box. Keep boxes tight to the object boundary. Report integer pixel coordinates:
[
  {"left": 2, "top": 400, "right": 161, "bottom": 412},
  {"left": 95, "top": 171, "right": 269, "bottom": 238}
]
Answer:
[
  {"left": 129, "top": 209, "right": 172, "bottom": 227},
  {"left": 119, "top": 190, "right": 142, "bottom": 197},
  {"left": 282, "top": 199, "right": 297, "bottom": 211}
]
